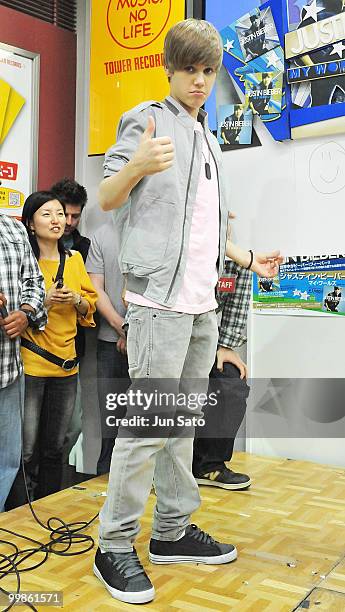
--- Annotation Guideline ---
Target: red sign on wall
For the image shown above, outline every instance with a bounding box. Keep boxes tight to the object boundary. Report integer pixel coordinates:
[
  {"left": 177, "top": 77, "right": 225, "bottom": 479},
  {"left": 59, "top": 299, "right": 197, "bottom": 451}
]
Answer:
[{"left": 0, "top": 161, "right": 18, "bottom": 181}]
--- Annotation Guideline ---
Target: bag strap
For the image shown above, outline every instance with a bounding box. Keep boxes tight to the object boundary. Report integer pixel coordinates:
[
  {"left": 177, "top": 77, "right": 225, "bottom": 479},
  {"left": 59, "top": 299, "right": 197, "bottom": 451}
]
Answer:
[
  {"left": 21, "top": 337, "right": 78, "bottom": 372},
  {"left": 54, "top": 251, "right": 66, "bottom": 284}
]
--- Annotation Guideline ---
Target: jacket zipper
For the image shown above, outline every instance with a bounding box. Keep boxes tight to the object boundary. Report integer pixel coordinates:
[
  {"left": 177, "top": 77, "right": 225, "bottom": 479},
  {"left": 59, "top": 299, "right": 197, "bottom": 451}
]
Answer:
[
  {"left": 206, "top": 138, "right": 223, "bottom": 274},
  {"left": 164, "top": 131, "right": 197, "bottom": 304}
]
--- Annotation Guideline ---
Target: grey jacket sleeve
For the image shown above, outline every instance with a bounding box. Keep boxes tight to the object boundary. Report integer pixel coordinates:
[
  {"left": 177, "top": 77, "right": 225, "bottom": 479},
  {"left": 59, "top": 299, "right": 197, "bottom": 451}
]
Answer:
[{"left": 103, "top": 105, "right": 153, "bottom": 177}]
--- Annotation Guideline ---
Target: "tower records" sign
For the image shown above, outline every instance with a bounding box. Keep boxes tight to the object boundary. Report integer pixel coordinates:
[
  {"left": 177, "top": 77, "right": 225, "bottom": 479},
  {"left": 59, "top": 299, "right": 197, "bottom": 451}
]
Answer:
[{"left": 89, "top": 0, "right": 184, "bottom": 155}]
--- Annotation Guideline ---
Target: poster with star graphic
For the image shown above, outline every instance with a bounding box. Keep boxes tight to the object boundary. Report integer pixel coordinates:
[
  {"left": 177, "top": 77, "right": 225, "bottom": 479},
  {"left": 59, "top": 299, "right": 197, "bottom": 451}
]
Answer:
[
  {"left": 286, "top": 0, "right": 345, "bottom": 138},
  {"left": 236, "top": 6, "right": 280, "bottom": 62},
  {"left": 287, "top": 0, "right": 344, "bottom": 32},
  {"left": 207, "top": 0, "right": 345, "bottom": 141},
  {"left": 253, "top": 255, "right": 345, "bottom": 316},
  {"left": 206, "top": 0, "right": 290, "bottom": 142},
  {"left": 236, "top": 46, "right": 285, "bottom": 80}
]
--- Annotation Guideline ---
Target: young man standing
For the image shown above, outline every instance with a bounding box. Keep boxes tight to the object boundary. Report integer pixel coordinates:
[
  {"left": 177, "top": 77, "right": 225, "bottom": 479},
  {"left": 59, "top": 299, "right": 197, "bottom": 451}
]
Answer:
[{"left": 95, "top": 19, "right": 282, "bottom": 604}]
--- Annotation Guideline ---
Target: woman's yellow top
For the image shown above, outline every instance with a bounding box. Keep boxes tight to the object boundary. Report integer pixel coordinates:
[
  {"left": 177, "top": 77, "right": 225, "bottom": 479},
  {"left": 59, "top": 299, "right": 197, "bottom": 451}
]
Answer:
[{"left": 22, "top": 251, "right": 97, "bottom": 377}]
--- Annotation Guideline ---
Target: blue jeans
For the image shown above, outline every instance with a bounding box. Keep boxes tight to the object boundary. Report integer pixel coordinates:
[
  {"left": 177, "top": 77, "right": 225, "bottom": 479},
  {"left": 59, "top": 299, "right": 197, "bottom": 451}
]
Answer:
[
  {"left": 96, "top": 340, "right": 130, "bottom": 475},
  {"left": 9, "top": 374, "right": 77, "bottom": 505},
  {"left": 0, "top": 375, "right": 24, "bottom": 512}
]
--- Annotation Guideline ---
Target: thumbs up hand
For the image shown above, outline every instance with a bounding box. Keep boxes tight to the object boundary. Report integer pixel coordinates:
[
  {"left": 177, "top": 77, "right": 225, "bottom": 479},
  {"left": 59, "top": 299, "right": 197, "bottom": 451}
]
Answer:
[
  {"left": 131, "top": 115, "right": 174, "bottom": 177},
  {"left": 141, "top": 115, "right": 156, "bottom": 142}
]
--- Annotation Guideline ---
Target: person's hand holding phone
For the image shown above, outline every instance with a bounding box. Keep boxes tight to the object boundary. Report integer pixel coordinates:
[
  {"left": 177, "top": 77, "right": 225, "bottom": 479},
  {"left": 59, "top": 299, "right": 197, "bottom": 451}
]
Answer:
[
  {"left": 45, "top": 281, "right": 76, "bottom": 308},
  {"left": 47, "top": 283, "right": 80, "bottom": 306}
]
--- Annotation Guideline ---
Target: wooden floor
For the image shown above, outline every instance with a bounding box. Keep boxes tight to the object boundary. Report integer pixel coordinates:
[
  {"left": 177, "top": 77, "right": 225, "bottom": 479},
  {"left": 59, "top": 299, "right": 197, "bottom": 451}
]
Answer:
[{"left": 1, "top": 452, "right": 345, "bottom": 611}]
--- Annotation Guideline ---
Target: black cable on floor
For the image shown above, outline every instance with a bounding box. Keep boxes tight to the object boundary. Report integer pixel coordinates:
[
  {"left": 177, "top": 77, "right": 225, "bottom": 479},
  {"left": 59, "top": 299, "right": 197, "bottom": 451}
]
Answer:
[{"left": 0, "top": 351, "right": 100, "bottom": 612}]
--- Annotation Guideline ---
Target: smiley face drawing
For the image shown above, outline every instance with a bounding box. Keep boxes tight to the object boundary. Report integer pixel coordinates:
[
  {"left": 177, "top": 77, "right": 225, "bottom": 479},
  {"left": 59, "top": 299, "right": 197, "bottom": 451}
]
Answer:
[{"left": 309, "top": 142, "right": 345, "bottom": 194}]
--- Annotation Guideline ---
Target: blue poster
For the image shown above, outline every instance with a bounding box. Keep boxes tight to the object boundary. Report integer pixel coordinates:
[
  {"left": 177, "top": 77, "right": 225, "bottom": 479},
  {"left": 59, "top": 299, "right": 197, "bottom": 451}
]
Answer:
[
  {"left": 217, "top": 104, "right": 253, "bottom": 145},
  {"left": 206, "top": 0, "right": 345, "bottom": 141},
  {"left": 253, "top": 255, "right": 345, "bottom": 316},
  {"left": 205, "top": 0, "right": 290, "bottom": 141}
]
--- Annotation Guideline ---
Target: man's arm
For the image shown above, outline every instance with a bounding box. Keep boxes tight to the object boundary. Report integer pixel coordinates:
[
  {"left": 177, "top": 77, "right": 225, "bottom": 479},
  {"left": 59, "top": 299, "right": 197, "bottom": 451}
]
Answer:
[
  {"left": 99, "top": 115, "right": 174, "bottom": 211},
  {"left": 21, "top": 236, "right": 46, "bottom": 320},
  {"left": 88, "top": 273, "right": 125, "bottom": 339},
  {"left": 86, "top": 229, "right": 125, "bottom": 336},
  {"left": 0, "top": 233, "right": 47, "bottom": 338},
  {"left": 225, "top": 240, "right": 283, "bottom": 277}
]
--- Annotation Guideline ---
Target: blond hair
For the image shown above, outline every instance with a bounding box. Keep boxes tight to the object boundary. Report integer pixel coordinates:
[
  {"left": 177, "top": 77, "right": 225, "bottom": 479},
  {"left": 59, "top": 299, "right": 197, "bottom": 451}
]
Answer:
[{"left": 164, "top": 18, "right": 223, "bottom": 73}]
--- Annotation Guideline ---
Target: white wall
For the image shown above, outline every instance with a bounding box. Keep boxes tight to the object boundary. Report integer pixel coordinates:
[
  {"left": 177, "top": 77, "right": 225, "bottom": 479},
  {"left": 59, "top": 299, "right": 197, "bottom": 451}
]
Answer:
[{"left": 224, "top": 119, "right": 345, "bottom": 466}]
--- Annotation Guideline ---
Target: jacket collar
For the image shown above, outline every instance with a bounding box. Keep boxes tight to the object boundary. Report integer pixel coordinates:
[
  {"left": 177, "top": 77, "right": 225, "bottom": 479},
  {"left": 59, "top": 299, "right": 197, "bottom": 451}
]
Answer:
[{"left": 164, "top": 95, "right": 209, "bottom": 131}]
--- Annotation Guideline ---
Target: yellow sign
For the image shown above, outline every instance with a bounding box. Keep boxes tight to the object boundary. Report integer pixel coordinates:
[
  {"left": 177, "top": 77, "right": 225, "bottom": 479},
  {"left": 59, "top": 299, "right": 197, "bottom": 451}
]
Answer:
[
  {"left": 0, "top": 79, "right": 11, "bottom": 136},
  {"left": 0, "top": 187, "right": 24, "bottom": 208},
  {"left": 89, "top": 0, "right": 185, "bottom": 155},
  {"left": 0, "top": 78, "right": 25, "bottom": 145}
]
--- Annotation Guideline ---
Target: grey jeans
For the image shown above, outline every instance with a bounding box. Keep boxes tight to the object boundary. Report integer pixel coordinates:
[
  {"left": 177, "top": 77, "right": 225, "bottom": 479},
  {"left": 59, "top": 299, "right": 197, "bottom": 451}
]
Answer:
[{"left": 99, "top": 305, "right": 218, "bottom": 551}]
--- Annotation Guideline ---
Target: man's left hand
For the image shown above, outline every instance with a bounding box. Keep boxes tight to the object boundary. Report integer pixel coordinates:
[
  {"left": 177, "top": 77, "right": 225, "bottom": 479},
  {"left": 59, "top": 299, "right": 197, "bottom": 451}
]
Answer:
[
  {"left": 0, "top": 310, "right": 29, "bottom": 338},
  {"left": 117, "top": 336, "right": 127, "bottom": 355},
  {"left": 251, "top": 251, "right": 283, "bottom": 278},
  {"left": 216, "top": 347, "right": 248, "bottom": 379}
]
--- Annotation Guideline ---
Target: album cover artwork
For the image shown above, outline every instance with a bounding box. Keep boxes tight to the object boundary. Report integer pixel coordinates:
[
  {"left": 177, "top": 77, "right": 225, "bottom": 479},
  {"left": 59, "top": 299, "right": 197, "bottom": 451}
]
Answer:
[
  {"left": 236, "top": 6, "right": 280, "bottom": 62},
  {"left": 245, "top": 71, "right": 283, "bottom": 115},
  {"left": 217, "top": 104, "right": 253, "bottom": 145}
]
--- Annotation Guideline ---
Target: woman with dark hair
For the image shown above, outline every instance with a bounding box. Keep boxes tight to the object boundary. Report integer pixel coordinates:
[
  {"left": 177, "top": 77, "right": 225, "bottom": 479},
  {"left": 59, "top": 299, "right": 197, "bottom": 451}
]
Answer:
[{"left": 12, "top": 191, "right": 97, "bottom": 503}]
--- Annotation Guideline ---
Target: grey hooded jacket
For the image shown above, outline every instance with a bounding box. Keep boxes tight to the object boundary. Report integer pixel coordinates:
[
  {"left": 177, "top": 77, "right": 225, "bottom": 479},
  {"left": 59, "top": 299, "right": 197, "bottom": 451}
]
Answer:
[{"left": 104, "top": 96, "right": 230, "bottom": 308}]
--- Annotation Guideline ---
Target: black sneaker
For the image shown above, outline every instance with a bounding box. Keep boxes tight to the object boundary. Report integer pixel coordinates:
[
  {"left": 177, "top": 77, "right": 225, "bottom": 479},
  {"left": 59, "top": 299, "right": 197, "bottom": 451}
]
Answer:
[
  {"left": 195, "top": 467, "right": 251, "bottom": 490},
  {"left": 149, "top": 524, "right": 237, "bottom": 565},
  {"left": 93, "top": 547, "right": 155, "bottom": 604}
]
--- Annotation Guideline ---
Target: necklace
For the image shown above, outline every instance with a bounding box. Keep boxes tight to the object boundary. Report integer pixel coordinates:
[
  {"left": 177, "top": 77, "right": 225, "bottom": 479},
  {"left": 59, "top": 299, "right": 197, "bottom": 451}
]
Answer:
[{"left": 201, "top": 142, "right": 212, "bottom": 180}]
